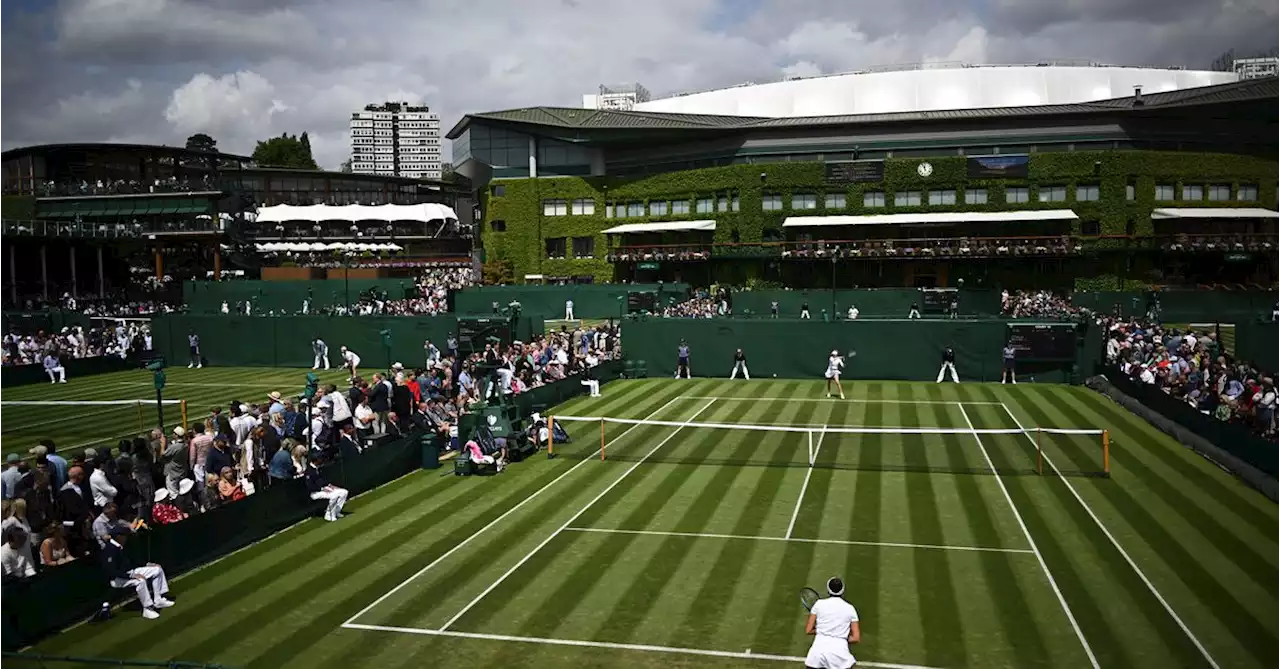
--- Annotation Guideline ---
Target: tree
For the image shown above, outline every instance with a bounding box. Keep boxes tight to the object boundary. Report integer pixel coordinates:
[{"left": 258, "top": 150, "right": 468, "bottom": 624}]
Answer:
[
  {"left": 482, "top": 258, "right": 514, "bottom": 285},
  {"left": 1210, "top": 46, "right": 1279, "bottom": 71},
  {"left": 441, "top": 161, "right": 454, "bottom": 180},
  {"left": 251, "top": 133, "right": 318, "bottom": 170},
  {"left": 185, "top": 133, "right": 217, "bottom": 153},
  {"left": 339, "top": 158, "right": 353, "bottom": 173}
]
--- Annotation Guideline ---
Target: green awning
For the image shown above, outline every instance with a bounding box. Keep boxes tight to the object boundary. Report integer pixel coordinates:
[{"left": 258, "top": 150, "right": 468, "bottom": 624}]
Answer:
[{"left": 37, "top": 196, "right": 213, "bottom": 219}]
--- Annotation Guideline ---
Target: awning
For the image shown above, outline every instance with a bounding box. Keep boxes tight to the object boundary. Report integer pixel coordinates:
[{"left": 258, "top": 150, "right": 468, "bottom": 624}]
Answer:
[
  {"left": 783, "top": 210, "right": 1078, "bottom": 227},
  {"left": 601, "top": 220, "right": 717, "bottom": 234},
  {"left": 256, "top": 203, "right": 458, "bottom": 224},
  {"left": 1151, "top": 207, "right": 1280, "bottom": 219}
]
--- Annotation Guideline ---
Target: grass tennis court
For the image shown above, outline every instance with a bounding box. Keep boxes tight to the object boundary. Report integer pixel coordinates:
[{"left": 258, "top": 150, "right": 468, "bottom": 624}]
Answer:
[{"left": 10, "top": 374, "right": 1278, "bottom": 669}]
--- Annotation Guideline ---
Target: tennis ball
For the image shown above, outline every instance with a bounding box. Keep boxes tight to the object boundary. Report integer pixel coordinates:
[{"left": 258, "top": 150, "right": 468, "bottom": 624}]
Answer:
[{"left": 772, "top": 373, "right": 777, "bottom": 378}]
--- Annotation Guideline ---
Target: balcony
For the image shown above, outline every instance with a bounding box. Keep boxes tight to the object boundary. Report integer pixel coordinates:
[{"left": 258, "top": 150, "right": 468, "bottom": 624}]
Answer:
[
  {"left": 607, "top": 235, "right": 1088, "bottom": 262},
  {"left": 2, "top": 218, "right": 227, "bottom": 239}
]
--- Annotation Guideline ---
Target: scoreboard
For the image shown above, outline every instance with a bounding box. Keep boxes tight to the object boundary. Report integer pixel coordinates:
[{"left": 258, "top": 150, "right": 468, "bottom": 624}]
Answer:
[
  {"left": 457, "top": 317, "right": 513, "bottom": 354},
  {"left": 1006, "top": 323, "right": 1077, "bottom": 361}
]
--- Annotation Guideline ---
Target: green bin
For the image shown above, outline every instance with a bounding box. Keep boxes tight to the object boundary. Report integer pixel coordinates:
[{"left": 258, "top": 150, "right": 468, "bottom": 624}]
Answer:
[{"left": 421, "top": 435, "right": 441, "bottom": 470}]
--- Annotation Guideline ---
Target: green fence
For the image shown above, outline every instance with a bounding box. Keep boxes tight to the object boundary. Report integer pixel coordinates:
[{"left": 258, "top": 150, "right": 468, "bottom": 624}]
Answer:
[
  {"left": 1, "top": 355, "right": 141, "bottom": 388},
  {"left": 730, "top": 289, "right": 1003, "bottom": 318},
  {"left": 622, "top": 317, "right": 1080, "bottom": 383},
  {"left": 1, "top": 435, "right": 420, "bottom": 650},
  {"left": 1234, "top": 321, "right": 1278, "bottom": 373},
  {"left": 183, "top": 280, "right": 418, "bottom": 315},
  {"left": 453, "top": 283, "right": 689, "bottom": 319},
  {"left": 2, "top": 310, "right": 93, "bottom": 334},
  {"left": 1069, "top": 290, "right": 1277, "bottom": 322}
]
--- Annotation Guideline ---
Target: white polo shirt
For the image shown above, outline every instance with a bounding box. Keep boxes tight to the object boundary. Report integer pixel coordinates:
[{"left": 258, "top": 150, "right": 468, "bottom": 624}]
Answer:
[{"left": 807, "top": 596, "right": 858, "bottom": 668}]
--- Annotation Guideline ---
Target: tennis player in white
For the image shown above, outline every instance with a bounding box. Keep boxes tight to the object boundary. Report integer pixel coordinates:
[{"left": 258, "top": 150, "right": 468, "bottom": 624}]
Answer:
[
  {"left": 805, "top": 577, "right": 860, "bottom": 669},
  {"left": 824, "top": 350, "right": 845, "bottom": 400},
  {"left": 340, "top": 346, "right": 361, "bottom": 380}
]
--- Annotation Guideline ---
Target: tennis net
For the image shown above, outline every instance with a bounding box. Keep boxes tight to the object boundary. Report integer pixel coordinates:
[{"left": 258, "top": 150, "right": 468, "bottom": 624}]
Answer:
[{"left": 547, "top": 415, "right": 1110, "bottom": 477}]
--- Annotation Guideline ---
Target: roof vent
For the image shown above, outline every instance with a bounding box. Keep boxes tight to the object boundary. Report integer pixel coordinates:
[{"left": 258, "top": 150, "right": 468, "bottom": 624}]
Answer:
[{"left": 1133, "top": 86, "right": 1144, "bottom": 106}]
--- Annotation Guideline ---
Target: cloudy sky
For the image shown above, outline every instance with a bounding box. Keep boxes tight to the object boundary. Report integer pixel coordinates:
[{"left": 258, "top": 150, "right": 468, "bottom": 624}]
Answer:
[{"left": 3, "top": 0, "right": 1275, "bottom": 170}]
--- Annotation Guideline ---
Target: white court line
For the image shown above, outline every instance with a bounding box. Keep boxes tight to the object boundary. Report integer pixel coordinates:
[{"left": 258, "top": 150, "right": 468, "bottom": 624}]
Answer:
[
  {"left": 340, "top": 623, "right": 943, "bottom": 669},
  {"left": 785, "top": 424, "right": 825, "bottom": 539},
  {"left": 1000, "top": 402, "right": 1221, "bottom": 669},
  {"left": 341, "top": 394, "right": 690, "bottom": 627},
  {"left": 565, "top": 526, "right": 1035, "bottom": 555},
  {"left": 437, "top": 399, "right": 718, "bottom": 632},
  {"left": 681, "top": 395, "right": 1004, "bottom": 405},
  {"left": 956, "top": 403, "right": 1100, "bottom": 669}
]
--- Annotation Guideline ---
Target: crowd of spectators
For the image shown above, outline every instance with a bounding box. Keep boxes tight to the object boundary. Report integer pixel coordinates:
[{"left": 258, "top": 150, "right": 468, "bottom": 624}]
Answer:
[
  {"left": 2, "top": 322, "right": 157, "bottom": 367},
  {"left": 661, "top": 287, "right": 731, "bottom": 318},
  {"left": 1001, "top": 290, "right": 1090, "bottom": 320},
  {"left": 1106, "top": 320, "right": 1276, "bottom": 439},
  {"left": 37, "top": 176, "right": 216, "bottom": 198}
]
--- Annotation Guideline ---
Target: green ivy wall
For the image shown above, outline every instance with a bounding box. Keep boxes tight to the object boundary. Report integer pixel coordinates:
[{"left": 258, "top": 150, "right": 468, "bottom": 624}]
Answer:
[{"left": 481, "top": 151, "right": 1277, "bottom": 286}]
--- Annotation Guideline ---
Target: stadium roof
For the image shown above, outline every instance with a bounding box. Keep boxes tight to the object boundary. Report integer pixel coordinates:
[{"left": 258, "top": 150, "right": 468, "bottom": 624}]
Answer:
[
  {"left": 447, "top": 76, "right": 1277, "bottom": 139},
  {"left": 0, "top": 142, "right": 253, "bottom": 162}
]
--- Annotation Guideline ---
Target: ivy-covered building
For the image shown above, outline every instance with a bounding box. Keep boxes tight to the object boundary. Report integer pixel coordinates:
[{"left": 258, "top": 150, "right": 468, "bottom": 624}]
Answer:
[{"left": 448, "top": 77, "right": 1278, "bottom": 290}]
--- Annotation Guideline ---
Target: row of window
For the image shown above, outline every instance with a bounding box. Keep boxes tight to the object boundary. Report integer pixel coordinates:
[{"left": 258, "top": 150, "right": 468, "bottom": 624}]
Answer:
[
  {"left": 544, "top": 236, "right": 595, "bottom": 259},
  {"left": 539, "top": 183, "right": 1262, "bottom": 216}
]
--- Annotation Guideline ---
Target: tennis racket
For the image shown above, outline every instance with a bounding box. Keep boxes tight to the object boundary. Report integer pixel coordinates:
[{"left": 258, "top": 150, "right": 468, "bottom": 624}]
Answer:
[{"left": 800, "top": 587, "right": 821, "bottom": 611}]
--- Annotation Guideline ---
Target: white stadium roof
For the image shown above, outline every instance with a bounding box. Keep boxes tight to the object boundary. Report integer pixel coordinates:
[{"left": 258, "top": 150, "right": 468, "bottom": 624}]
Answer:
[
  {"left": 256, "top": 203, "right": 458, "bottom": 223},
  {"left": 635, "top": 64, "right": 1238, "bottom": 118}
]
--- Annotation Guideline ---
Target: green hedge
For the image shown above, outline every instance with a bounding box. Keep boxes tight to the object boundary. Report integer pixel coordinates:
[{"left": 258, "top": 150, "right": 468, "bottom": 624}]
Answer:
[{"left": 482, "top": 151, "right": 1277, "bottom": 282}]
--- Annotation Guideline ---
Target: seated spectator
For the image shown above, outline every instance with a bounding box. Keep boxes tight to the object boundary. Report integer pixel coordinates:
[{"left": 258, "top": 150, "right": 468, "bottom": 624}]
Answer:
[
  {"left": 92, "top": 502, "right": 139, "bottom": 550},
  {"left": 216, "top": 467, "right": 247, "bottom": 503},
  {"left": 2, "top": 525, "right": 36, "bottom": 580},
  {"left": 269, "top": 442, "right": 299, "bottom": 481},
  {"left": 39, "top": 523, "right": 75, "bottom": 567},
  {"left": 151, "top": 489, "right": 188, "bottom": 525},
  {"left": 201, "top": 473, "right": 222, "bottom": 512},
  {"left": 304, "top": 454, "right": 349, "bottom": 522},
  {"left": 173, "top": 479, "right": 199, "bottom": 517},
  {"left": 100, "top": 526, "right": 174, "bottom": 620}
]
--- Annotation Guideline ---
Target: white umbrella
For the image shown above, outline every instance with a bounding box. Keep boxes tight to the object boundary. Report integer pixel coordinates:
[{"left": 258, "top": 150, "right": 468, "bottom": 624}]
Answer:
[
  {"left": 387, "top": 243, "right": 403, "bottom": 251},
  {"left": 308, "top": 242, "right": 328, "bottom": 251},
  {"left": 325, "top": 242, "right": 347, "bottom": 250}
]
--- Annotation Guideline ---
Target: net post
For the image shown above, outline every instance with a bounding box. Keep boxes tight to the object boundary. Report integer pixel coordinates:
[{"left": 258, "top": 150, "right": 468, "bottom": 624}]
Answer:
[
  {"left": 181, "top": 400, "right": 188, "bottom": 431},
  {"left": 600, "top": 418, "right": 605, "bottom": 461},
  {"left": 1103, "top": 430, "right": 1110, "bottom": 475},
  {"left": 1036, "top": 428, "right": 1043, "bottom": 476},
  {"left": 547, "top": 416, "right": 555, "bottom": 459},
  {"left": 807, "top": 430, "right": 813, "bottom": 466},
  {"left": 136, "top": 401, "right": 144, "bottom": 433}
]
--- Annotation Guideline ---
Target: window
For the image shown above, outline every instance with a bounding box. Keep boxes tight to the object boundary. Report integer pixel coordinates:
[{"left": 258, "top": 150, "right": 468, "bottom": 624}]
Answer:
[
  {"left": 1081, "top": 220, "right": 1101, "bottom": 236},
  {"left": 927, "top": 189, "right": 956, "bottom": 206},
  {"left": 964, "top": 188, "right": 987, "bottom": 205},
  {"left": 649, "top": 201, "right": 669, "bottom": 216},
  {"left": 572, "top": 236, "right": 595, "bottom": 258},
  {"left": 717, "top": 195, "right": 730, "bottom": 212},
  {"left": 1076, "top": 185, "right": 1100, "bottom": 202},
  {"left": 542, "top": 199, "right": 567, "bottom": 216},
  {"left": 1005, "top": 187, "right": 1029, "bottom": 204},
  {"left": 1038, "top": 186, "right": 1066, "bottom": 203},
  {"left": 696, "top": 197, "right": 714, "bottom": 214},
  {"left": 825, "top": 193, "right": 846, "bottom": 209},
  {"left": 1126, "top": 184, "right": 1135, "bottom": 201},
  {"left": 672, "top": 199, "right": 690, "bottom": 215},
  {"left": 1154, "top": 185, "right": 1175, "bottom": 201},
  {"left": 863, "top": 191, "right": 885, "bottom": 208},
  {"left": 731, "top": 193, "right": 740, "bottom": 212},
  {"left": 545, "top": 237, "right": 567, "bottom": 258},
  {"left": 1238, "top": 184, "right": 1259, "bottom": 201},
  {"left": 762, "top": 194, "right": 783, "bottom": 211},
  {"left": 571, "top": 198, "right": 595, "bottom": 215},
  {"left": 1207, "top": 185, "right": 1231, "bottom": 201},
  {"left": 893, "top": 190, "right": 921, "bottom": 207},
  {"left": 490, "top": 220, "right": 506, "bottom": 232},
  {"left": 612, "top": 203, "right": 627, "bottom": 219},
  {"left": 490, "top": 184, "right": 506, "bottom": 197},
  {"left": 792, "top": 193, "right": 817, "bottom": 210},
  {"left": 1182, "top": 185, "right": 1203, "bottom": 201},
  {"left": 626, "top": 201, "right": 644, "bottom": 217}
]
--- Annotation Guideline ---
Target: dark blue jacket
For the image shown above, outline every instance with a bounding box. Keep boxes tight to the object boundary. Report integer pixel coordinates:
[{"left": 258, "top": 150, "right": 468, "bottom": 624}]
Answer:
[
  {"left": 99, "top": 540, "right": 134, "bottom": 581},
  {"left": 205, "top": 446, "right": 233, "bottom": 478},
  {"left": 304, "top": 465, "right": 326, "bottom": 493}
]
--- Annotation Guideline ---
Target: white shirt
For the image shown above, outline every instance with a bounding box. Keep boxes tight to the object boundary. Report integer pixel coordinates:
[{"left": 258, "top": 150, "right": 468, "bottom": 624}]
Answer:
[
  {"left": 344, "top": 350, "right": 361, "bottom": 366},
  {"left": 826, "top": 356, "right": 844, "bottom": 375},
  {"left": 847, "top": 307, "right": 859, "bottom": 319},
  {"left": 1, "top": 541, "right": 35, "bottom": 579},
  {"left": 231, "top": 414, "right": 255, "bottom": 446},
  {"left": 355, "top": 403, "right": 375, "bottom": 426},
  {"left": 330, "top": 393, "right": 353, "bottom": 422},
  {"left": 90, "top": 468, "right": 118, "bottom": 507},
  {"left": 811, "top": 596, "right": 859, "bottom": 639}
]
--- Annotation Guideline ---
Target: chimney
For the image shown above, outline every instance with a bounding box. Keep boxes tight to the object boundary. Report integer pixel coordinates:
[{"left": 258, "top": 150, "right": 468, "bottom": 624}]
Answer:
[{"left": 1133, "top": 86, "right": 1144, "bottom": 106}]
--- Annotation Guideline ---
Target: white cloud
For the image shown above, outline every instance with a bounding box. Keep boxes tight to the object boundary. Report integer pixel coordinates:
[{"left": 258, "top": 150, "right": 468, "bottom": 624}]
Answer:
[{"left": 164, "top": 71, "right": 288, "bottom": 138}]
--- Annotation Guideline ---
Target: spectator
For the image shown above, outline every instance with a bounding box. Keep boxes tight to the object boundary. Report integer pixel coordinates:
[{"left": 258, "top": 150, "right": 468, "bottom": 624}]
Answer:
[
  {"left": 39, "top": 524, "right": 75, "bottom": 567},
  {"left": 2, "top": 499, "right": 35, "bottom": 554},
  {"left": 23, "top": 471, "right": 57, "bottom": 543},
  {"left": 216, "top": 467, "right": 247, "bottom": 503},
  {"left": 269, "top": 442, "right": 298, "bottom": 482},
  {"left": 173, "top": 479, "right": 199, "bottom": 517},
  {"left": 1, "top": 454, "right": 21, "bottom": 500},
  {"left": 2, "top": 526, "right": 36, "bottom": 580},
  {"left": 57, "top": 466, "right": 93, "bottom": 556},
  {"left": 89, "top": 457, "right": 119, "bottom": 508},
  {"left": 92, "top": 502, "right": 135, "bottom": 550},
  {"left": 42, "top": 441, "right": 68, "bottom": 490},
  {"left": 162, "top": 427, "right": 189, "bottom": 495},
  {"left": 204, "top": 437, "right": 233, "bottom": 484},
  {"left": 201, "top": 473, "right": 222, "bottom": 512},
  {"left": 188, "top": 422, "right": 213, "bottom": 489}
]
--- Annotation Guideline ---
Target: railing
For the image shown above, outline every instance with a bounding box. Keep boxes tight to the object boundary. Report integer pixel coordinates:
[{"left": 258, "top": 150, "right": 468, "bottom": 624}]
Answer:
[
  {"left": 2, "top": 219, "right": 226, "bottom": 238},
  {"left": 6, "top": 179, "right": 219, "bottom": 197}
]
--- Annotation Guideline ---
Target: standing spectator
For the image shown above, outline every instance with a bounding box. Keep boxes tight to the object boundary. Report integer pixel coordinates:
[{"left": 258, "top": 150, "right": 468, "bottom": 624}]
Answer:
[
  {"left": 370, "top": 372, "right": 391, "bottom": 433},
  {"left": 42, "top": 441, "right": 68, "bottom": 490},
  {"left": 188, "top": 422, "right": 213, "bottom": 491},
  {"left": 268, "top": 443, "right": 298, "bottom": 482},
  {"left": 1, "top": 454, "right": 21, "bottom": 500},
  {"left": 204, "top": 437, "right": 233, "bottom": 483},
  {"left": 23, "top": 471, "right": 57, "bottom": 545},
  {"left": 89, "top": 458, "right": 118, "bottom": 508},
  {"left": 162, "top": 427, "right": 189, "bottom": 496},
  {"left": 57, "top": 466, "right": 93, "bottom": 556}
]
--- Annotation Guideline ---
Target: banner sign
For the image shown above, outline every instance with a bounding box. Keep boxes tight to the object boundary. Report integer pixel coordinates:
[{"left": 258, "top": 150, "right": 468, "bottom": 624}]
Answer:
[
  {"left": 825, "top": 160, "right": 885, "bottom": 183},
  {"left": 967, "top": 155, "right": 1030, "bottom": 178}
]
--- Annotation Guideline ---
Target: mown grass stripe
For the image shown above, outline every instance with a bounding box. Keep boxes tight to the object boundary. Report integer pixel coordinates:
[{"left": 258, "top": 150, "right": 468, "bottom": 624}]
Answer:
[
  {"left": 787, "top": 402, "right": 855, "bottom": 539},
  {"left": 665, "top": 397, "right": 822, "bottom": 649},
  {"left": 1067, "top": 387, "right": 1277, "bottom": 536},
  {"left": 477, "top": 384, "right": 776, "bottom": 642},
  {"left": 897, "top": 385, "right": 966, "bottom": 666},
  {"left": 984, "top": 386, "right": 1215, "bottom": 668},
  {"left": 851, "top": 386, "right": 885, "bottom": 644},
  {"left": 1007, "top": 386, "right": 1276, "bottom": 666}
]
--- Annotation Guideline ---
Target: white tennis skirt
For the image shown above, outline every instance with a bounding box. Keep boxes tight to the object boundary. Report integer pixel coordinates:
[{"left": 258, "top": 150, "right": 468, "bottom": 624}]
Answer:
[
  {"left": 824, "top": 370, "right": 841, "bottom": 380},
  {"left": 806, "top": 636, "right": 855, "bottom": 668}
]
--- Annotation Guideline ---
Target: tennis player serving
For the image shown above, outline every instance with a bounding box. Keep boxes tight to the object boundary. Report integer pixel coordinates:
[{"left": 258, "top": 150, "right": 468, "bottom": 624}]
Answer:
[
  {"left": 824, "top": 350, "right": 848, "bottom": 400},
  {"left": 802, "top": 577, "right": 860, "bottom": 668}
]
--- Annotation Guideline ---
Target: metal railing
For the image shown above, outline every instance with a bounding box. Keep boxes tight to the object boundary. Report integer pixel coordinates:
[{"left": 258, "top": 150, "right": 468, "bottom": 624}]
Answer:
[{"left": 1, "top": 219, "right": 226, "bottom": 238}]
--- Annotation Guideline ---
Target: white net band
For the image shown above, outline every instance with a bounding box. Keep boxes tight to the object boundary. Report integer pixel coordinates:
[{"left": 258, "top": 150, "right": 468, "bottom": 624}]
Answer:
[{"left": 548, "top": 414, "right": 1103, "bottom": 437}]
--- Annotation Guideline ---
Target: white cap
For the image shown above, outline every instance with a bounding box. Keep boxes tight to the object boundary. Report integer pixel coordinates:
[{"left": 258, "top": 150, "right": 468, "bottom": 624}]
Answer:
[
  {"left": 239, "top": 404, "right": 249, "bottom": 413},
  {"left": 172, "top": 426, "right": 186, "bottom": 437},
  {"left": 831, "top": 350, "right": 838, "bottom": 356},
  {"left": 154, "top": 489, "right": 171, "bottom": 503}
]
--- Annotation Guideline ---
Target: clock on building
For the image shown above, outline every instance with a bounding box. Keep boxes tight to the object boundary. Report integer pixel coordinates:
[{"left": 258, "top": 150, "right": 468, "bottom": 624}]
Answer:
[{"left": 917, "top": 162, "right": 934, "bottom": 178}]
